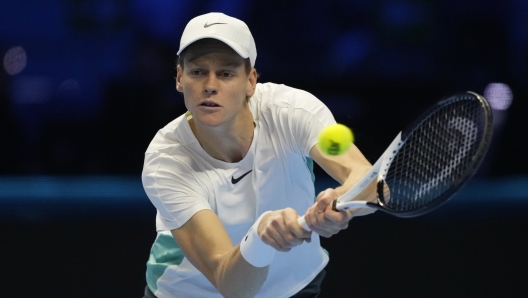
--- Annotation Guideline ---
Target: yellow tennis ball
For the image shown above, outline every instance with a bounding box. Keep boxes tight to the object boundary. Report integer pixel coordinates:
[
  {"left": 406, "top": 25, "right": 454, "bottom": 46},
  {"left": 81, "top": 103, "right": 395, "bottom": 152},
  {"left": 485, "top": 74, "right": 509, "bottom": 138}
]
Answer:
[{"left": 318, "top": 124, "right": 354, "bottom": 156}]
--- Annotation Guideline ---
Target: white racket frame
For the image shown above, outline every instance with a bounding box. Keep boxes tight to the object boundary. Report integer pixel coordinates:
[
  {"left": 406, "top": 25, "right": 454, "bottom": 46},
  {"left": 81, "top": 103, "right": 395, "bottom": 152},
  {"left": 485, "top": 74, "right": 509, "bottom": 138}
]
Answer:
[{"left": 297, "top": 132, "right": 403, "bottom": 231}]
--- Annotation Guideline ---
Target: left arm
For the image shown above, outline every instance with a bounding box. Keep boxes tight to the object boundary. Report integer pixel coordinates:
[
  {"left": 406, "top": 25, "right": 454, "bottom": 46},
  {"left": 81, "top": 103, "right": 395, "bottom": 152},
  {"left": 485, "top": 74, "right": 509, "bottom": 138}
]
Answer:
[{"left": 304, "top": 142, "right": 377, "bottom": 237}]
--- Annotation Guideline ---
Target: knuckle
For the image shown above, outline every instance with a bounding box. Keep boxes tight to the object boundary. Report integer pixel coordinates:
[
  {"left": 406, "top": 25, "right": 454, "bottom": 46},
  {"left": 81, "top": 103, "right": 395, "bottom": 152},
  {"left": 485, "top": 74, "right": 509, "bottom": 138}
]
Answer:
[
  {"left": 270, "top": 217, "right": 281, "bottom": 228},
  {"left": 273, "top": 238, "right": 285, "bottom": 248},
  {"left": 282, "top": 233, "right": 292, "bottom": 242},
  {"left": 284, "top": 234, "right": 296, "bottom": 244},
  {"left": 314, "top": 218, "right": 326, "bottom": 227},
  {"left": 284, "top": 207, "right": 295, "bottom": 213},
  {"left": 260, "top": 233, "right": 272, "bottom": 245},
  {"left": 285, "top": 221, "right": 296, "bottom": 230}
]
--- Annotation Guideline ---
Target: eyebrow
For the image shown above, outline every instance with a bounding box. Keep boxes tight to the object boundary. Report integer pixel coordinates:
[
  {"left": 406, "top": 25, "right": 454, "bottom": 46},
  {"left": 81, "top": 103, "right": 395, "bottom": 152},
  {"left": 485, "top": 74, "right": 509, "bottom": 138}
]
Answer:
[{"left": 221, "top": 61, "right": 244, "bottom": 69}]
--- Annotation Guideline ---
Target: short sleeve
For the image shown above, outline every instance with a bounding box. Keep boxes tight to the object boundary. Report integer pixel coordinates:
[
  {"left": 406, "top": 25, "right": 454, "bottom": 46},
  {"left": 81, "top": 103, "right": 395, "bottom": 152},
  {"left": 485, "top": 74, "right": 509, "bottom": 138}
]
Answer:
[
  {"left": 288, "top": 89, "right": 336, "bottom": 156},
  {"left": 142, "top": 152, "right": 211, "bottom": 231}
]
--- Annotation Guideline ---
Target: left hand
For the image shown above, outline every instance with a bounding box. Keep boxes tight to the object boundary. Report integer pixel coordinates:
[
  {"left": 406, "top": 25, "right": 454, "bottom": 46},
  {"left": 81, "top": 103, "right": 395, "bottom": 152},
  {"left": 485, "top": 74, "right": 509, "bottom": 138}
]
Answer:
[
  {"left": 303, "top": 188, "right": 354, "bottom": 238},
  {"left": 258, "top": 208, "right": 312, "bottom": 252}
]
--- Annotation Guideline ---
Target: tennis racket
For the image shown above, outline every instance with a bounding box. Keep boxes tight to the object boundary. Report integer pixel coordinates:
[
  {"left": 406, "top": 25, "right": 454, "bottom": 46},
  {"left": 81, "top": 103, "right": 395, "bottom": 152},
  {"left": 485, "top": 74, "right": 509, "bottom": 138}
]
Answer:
[{"left": 298, "top": 91, "right": 493, "bottom": 231}]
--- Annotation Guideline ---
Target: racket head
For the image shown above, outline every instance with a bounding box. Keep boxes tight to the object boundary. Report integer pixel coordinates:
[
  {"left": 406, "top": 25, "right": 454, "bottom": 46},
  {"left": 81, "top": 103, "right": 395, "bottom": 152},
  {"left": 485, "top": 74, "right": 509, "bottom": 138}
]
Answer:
[{"left": 377, "top": 91, "right": 493, "bottom": 217}]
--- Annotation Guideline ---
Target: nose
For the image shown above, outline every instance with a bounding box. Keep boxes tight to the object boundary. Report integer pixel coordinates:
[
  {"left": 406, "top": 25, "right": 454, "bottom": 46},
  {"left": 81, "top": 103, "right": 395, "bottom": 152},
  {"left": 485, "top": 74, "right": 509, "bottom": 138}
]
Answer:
[{"left": 203, "top": 74, "right": 218, "bottom": 95}]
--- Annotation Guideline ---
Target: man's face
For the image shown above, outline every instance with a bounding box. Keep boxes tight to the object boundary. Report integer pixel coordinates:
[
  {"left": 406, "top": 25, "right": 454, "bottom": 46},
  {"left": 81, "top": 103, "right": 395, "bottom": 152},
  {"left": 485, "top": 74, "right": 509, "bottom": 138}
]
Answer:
[{"left": 176, "top": 48, "right": 257, "bottom": 128}]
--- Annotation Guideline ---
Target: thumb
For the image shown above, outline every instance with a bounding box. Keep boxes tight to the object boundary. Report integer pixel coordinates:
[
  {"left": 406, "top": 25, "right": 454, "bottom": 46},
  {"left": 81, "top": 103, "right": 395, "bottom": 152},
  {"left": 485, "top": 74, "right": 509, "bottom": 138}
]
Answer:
[
  {"left": 314, "top": 188, "right": 335, "bottom": 212},
  {"left": 314, "top": 198, "right": 329, "bottom": 213}
]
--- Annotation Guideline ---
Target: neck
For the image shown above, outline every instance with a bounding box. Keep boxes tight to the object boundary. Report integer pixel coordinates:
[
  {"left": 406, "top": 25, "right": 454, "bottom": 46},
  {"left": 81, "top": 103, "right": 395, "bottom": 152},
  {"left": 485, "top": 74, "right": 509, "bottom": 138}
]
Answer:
[{"left": 189, "top": 108, "right": 255, "bottom": 163}]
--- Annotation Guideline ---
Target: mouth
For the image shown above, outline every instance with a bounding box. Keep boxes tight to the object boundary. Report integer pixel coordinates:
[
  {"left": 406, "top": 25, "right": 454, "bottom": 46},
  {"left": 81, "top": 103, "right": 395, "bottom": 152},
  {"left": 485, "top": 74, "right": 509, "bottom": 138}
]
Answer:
[{"left": 199, "top": 101, "right": 221, "bottom": 107}]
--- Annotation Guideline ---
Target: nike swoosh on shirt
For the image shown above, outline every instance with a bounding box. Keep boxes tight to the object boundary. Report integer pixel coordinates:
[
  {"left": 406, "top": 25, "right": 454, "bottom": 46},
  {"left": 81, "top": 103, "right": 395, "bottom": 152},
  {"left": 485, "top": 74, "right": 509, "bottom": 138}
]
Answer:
[
  {"left": 204, "top": 22, "right": 227, "bottom": 28},
  {"left": 231, "top": 170, "right": 253, "bottom": 184}
]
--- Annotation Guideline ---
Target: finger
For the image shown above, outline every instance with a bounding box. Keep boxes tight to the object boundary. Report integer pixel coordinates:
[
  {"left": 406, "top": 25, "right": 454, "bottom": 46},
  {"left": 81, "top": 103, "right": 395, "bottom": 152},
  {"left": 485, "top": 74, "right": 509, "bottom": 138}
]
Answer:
[
  {"left": 306, "top": 207, "right": 350, "bottom": 237},
  {"left": 306, "top": 218, "right": 341, "bottom": 238},
  {"left": 284, "top": 209, "right": 311, "bottom": 239},
  {"left": 271, "top": 215, "right": 305, "bottom": 249},
  {"left": 349, "top": 207, "right": 377, "bottom": 217},
  {"left": 314, "top": 198, "right": 328, "bottom": 213},
  {"left": 306, "top": 188, "right": 348, "bottom": 236},
  {"left": 275, "top": 217, "right": 305, "bottom": 247},
  {"left": 258, "top": 213, "right": 291, "bottom": 251},
  {"left": 305, "top": 203, "right": 327, "bottom": 231},
  {"left": 304, "top": 205, "right": 318, "bottom": 229},
  {"left": 324, "top": 207, "right": 353, "bottom": 224},
  {"left": 315, "top": 188, "right": 333, "bottom": 203},
  {"left": 311, "top": 226, "right": 338, "bottom": 238},
  {"left": 261, "top": 229, "right": 291, "bottom": 252}
]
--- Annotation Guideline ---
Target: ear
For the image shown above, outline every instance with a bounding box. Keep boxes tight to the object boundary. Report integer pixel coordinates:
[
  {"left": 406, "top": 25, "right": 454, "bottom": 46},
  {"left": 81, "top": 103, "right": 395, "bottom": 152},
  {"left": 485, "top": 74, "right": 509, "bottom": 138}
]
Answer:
[
  {"left": 175, "top": 64, "right": 183, "bottom": 93},
  {"left": 246, "top": 68, "right": 257, "bottom": 98}
]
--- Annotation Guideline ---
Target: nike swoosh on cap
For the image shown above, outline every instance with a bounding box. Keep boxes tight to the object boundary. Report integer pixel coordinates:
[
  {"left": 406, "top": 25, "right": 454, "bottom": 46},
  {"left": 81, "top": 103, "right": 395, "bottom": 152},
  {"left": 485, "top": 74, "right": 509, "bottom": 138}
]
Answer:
[
  {"left": 204, "top": 22, "right": 227, "bottom": 28},
  {"left": 231, "top": 170, "right": 252, "bottom": 184}
]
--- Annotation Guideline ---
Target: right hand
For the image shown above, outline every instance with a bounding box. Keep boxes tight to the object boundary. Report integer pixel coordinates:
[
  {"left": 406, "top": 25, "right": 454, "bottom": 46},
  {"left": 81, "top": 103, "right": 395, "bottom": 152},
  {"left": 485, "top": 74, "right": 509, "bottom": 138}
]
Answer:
[
  {"left": 303, "top": 188, "right": 353, "bottom": 237},
  {"left": 257, "top": 208, "right": 312, "bottom": 252}
]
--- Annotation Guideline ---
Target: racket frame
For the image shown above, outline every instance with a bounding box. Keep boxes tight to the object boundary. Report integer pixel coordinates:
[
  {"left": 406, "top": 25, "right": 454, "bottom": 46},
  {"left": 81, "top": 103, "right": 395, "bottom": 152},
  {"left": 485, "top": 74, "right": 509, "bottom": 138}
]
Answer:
[
  {"left": 335, "top": 91, "right": 494, "bottom": 218},
  {"left": 298, "top": 91, "right": 494, "bottom": 230},
  {"left": 334, "top": 132, "right": 403, "bottom": 211}
]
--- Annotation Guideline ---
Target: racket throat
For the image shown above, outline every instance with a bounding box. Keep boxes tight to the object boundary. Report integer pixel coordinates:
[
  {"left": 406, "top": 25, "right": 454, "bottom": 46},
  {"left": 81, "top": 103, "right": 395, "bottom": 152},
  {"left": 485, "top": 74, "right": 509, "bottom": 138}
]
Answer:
[
  {"left": 332, "top": 199, "right": 338, "bottom": 211},
  {"left": 377, "top": 180, "right": 387, "bottom": 205}
]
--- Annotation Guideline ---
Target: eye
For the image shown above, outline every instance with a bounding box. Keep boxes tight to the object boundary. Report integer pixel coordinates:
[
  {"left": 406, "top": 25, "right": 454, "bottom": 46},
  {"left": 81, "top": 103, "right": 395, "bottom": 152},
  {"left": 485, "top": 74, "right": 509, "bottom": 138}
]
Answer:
[
  {"left": 187, "top": 68, "right": 205, "bottom": 76},
  {"left": 221, "top": 72, "right": 233, "bottom": 78}
]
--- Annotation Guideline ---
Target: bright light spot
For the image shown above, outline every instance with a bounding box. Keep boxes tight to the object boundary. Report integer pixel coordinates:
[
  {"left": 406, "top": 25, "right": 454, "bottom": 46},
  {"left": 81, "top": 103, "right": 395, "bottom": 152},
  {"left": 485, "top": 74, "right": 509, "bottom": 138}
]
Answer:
[
  {"left": 484, "top": 83, "right": 513, "bottom": 111},
  {"left": 3, "top": 46, "right": 27, "bottom": 75}
]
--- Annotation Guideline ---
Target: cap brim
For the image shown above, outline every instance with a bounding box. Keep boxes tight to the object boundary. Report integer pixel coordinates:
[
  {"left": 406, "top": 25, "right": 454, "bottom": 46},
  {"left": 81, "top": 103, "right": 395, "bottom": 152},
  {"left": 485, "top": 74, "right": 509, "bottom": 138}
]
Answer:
[{"left": 177, "top": 36, "right": 250, "bottom": 60}]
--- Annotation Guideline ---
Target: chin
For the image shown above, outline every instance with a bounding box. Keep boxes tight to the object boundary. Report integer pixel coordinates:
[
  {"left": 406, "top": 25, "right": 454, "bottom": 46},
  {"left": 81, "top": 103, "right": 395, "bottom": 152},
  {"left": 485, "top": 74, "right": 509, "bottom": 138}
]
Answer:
[{"left": 193, "top": 115, "right": 224, "bottom": 128}]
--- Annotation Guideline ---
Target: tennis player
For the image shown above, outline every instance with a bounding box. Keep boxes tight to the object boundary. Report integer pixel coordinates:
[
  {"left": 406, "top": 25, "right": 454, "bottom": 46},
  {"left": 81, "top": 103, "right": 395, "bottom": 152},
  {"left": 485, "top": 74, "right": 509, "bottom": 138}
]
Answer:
[{"left": 142, "top": 12, "right": 376, "bottom": 298}]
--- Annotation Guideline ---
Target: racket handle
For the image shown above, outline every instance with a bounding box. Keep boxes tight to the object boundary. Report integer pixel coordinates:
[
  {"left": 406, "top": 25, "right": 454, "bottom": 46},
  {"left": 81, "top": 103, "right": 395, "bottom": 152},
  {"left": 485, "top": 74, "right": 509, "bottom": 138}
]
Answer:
[
  {"left": 297, "top": 201, "right": 373, "bottom": 232},
  {"left": 335, "top": 200, "right": 371, "bottom": 210},
  {"left": 297, "top": 216, "right": 311, "bottom": 231}
]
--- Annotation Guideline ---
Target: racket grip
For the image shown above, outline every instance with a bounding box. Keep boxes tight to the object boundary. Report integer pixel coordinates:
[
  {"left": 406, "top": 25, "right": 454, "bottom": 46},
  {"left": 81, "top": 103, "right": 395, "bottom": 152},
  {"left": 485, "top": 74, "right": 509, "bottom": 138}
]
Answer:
[
  {"left": 297, "top": 216, "right": 311, "bottom": 231},
  {"left": 298, "top": 199, "right": 340, "bottom": 232}
]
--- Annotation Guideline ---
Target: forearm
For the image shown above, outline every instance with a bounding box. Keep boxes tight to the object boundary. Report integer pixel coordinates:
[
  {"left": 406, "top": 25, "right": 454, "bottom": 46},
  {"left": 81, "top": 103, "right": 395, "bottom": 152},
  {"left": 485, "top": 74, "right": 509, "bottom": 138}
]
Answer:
[
  {"left": 172, "top": 210, "right": 272, "bottom": 298},
  {"left": 308, "top": 143, "right": 376, "bottom": 231},
  {"left": 334, "top": 163, "right": 370, "bottom": 195},
  {"left": 213, "top": 246, "right": 269, "bottom": 298},
  {"left": 328, "top": 144, "right": 373, "bottom": 198}
]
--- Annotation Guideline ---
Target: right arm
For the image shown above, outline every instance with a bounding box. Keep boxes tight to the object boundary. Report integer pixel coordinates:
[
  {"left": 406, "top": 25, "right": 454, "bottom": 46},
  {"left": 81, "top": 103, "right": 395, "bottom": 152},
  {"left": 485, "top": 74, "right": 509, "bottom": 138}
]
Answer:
[
  {"left": 143, "top": 152, "right": 309, "bottom": 296},
  {"left": 171, "top": 208, "right": 309, "bottom": 298}
]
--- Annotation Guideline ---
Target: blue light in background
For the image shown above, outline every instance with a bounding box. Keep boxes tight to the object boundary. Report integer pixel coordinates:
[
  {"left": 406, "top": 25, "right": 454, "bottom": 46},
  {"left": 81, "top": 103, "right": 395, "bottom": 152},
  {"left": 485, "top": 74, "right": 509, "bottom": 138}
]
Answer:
[{"left": 0, "top": 176, "right": 526, "bottom": 222}]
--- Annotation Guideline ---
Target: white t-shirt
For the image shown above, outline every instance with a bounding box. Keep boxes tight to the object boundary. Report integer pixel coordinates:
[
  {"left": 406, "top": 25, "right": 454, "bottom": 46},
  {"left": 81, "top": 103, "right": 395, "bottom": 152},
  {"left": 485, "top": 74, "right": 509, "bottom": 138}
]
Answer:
[{"left": 142, "top": 82, "right": 336, "bottom": 298}]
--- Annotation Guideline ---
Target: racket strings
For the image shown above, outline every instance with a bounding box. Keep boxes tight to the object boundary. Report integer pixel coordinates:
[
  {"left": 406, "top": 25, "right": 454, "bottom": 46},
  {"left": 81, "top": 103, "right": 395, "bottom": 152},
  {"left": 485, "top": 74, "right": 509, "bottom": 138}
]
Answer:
[{"left": 384, "top": 97, "right": 488, "bottom": 212}]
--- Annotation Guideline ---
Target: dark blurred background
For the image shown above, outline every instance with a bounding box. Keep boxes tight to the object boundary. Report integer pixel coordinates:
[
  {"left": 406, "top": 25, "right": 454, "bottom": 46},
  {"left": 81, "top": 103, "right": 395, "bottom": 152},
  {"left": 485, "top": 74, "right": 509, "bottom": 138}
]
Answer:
[{"left": 1, "top": 0, "right": 527, "bottom": 297}]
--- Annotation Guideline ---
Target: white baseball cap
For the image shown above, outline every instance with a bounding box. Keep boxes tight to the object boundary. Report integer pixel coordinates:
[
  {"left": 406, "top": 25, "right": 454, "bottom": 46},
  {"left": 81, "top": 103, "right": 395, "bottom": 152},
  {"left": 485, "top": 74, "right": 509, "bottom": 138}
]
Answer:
[{"left": 177, "top": 12, "right": 257, "bottom": 67}]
